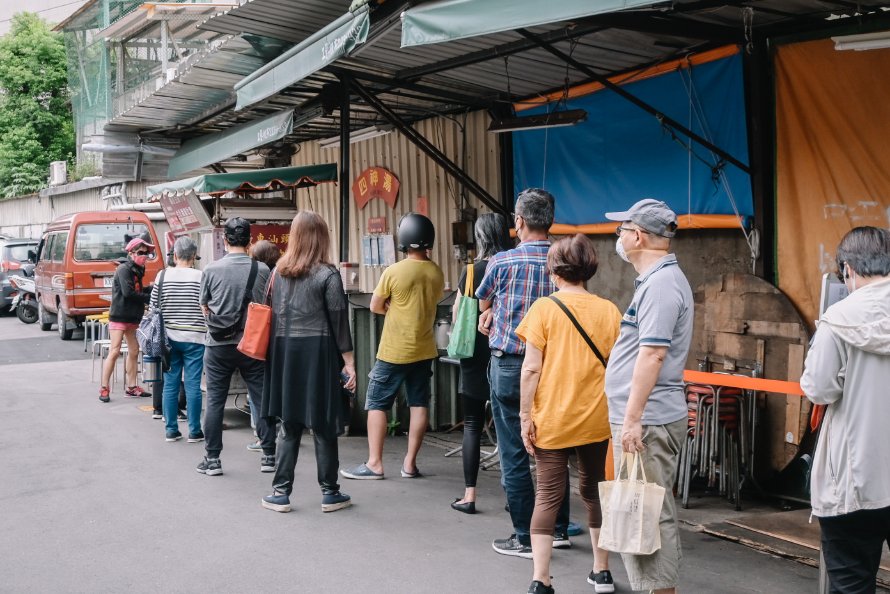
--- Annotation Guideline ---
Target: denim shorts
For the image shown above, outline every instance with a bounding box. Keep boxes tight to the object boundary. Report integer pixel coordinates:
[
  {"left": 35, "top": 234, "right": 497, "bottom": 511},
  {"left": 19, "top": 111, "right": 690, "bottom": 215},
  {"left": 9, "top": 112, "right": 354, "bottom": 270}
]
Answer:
[{"left": 364, "top": 359, "right": 434, "bottom": 411}]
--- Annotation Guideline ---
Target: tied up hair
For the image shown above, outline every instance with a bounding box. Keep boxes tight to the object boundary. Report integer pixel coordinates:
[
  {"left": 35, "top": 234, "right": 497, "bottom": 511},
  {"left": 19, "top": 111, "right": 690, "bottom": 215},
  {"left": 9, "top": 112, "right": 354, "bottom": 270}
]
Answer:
[{"left": 276, "top": 211, "right": 332, "bottom": 278}]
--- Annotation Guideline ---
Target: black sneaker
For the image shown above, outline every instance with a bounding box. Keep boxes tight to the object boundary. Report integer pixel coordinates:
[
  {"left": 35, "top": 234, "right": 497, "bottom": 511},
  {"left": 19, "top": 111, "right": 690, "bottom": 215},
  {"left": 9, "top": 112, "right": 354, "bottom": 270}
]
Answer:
[
  {"left": 492, "top": 534, "right": 533, "bottom": 558},
  {"left": 552, "top": 531, "right": 571, "bottom": 549},
  {"left": 321, "top": 491, "right": 352, "bottom": 513},
  {"left": 260, "top": 454, "right": 276, "bottom": 473},
  {"left": 187, "top": 431, "right": 205, "bottom": 443},
  {"left": 165, "top": 431, "right": 182, "bottom": 442},
  {"left": 196, "top": 457, "right": 222, "bottom": 476},
  {"left": 528, "top": 580, "right": 554, "bottom": 594},
  {"left": 152, "top": 409, "right": 162, "bottom": 420},
  {"left": 587, "top": 570, "right": 615, "bottom": 593},
  {"left": 177, "top": 410, "right": 187, "bottom": 421}
]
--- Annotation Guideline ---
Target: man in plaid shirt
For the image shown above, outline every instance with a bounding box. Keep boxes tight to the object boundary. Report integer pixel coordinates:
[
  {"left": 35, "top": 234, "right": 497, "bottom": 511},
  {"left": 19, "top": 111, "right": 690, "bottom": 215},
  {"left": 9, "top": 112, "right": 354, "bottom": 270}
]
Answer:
[{"left": 477, "top": 188, "right": 572, "bottom": 558}]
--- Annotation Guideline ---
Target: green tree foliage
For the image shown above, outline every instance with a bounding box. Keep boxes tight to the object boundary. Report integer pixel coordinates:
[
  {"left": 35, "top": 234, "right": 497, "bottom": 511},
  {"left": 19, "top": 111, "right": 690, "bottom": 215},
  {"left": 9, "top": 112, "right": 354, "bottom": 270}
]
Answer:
[{"left": 0, "top": 13, "right": 74, "bottom": 198}]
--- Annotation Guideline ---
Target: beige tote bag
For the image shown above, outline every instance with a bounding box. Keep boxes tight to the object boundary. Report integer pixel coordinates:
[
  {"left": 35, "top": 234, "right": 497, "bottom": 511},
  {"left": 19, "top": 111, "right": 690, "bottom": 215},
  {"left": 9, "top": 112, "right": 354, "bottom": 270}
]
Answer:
[{"left": 598, "top": 452, "right": 666, "bottom": 555}]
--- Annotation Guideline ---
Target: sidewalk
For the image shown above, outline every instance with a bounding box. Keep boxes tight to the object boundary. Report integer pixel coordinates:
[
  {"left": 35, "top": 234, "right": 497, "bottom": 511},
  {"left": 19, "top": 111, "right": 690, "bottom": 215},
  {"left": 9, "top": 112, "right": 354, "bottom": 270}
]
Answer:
[{"left": 0, "top": 315, "right": 825, "bottom": 593}]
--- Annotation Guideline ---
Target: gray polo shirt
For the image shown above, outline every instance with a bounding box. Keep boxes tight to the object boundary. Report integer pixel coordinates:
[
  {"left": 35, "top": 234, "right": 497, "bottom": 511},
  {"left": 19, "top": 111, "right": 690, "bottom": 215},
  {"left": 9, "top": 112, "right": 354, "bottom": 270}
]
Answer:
[
  {"left": 200, "top": 253, "right": 270, "bottom": 346},
  {"left": 604, "top": 254, "right": 693, "bottom": 425}
]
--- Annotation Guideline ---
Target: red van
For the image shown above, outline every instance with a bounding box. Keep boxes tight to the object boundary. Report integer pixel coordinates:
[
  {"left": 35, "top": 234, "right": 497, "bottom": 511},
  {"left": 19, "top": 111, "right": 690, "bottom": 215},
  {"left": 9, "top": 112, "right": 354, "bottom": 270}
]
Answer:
[{"left": 34, "top": 211, "right": 164, "bottom": 340}]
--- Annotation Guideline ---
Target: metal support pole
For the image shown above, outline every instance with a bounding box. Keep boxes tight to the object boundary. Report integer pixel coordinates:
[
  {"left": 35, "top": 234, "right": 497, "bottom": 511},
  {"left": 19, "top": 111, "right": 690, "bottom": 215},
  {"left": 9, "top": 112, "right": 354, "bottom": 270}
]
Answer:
[
  {"left": 351, "top": 80, "right": 505, "bottom": 215},
  {"left": 516, "top": 29, "right": 751, "bottom": 175},
  {"left": 339, "top": 75, "right": 351, "bottom": 263},
  {"left": 160, "top": 20, "right": 168, "bottom": 74}
]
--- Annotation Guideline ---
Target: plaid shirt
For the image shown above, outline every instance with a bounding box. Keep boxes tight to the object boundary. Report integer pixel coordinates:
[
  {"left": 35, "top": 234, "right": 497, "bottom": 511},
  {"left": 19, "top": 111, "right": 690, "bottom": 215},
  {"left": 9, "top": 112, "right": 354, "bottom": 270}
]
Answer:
[{"left": 476, "top": 240, "right": 554, "bottom": 355}]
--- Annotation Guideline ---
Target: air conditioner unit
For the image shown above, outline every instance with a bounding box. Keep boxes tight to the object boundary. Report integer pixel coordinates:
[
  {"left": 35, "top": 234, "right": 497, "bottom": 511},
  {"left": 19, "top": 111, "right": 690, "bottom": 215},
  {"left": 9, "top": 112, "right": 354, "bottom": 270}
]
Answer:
[{"left": 49, "top": 161, "right": 67, "bottom": 186}]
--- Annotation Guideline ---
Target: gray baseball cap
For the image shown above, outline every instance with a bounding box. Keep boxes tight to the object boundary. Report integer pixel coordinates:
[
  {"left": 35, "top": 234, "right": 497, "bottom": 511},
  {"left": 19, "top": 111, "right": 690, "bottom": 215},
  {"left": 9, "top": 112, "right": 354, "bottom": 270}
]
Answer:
[{"left": 605, "top": 199, "right": 678, "bottom": 238}]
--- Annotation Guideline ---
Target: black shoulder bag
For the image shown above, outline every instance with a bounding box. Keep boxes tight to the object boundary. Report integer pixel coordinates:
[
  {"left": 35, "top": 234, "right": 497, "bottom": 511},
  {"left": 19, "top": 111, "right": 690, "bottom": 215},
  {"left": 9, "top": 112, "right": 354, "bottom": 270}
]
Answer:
[
  {"left": 547, "top": 295, "right": 608, "bottom": 369},
  {"left": 208, "top": 260, "right": 259, "bottom": 342}
]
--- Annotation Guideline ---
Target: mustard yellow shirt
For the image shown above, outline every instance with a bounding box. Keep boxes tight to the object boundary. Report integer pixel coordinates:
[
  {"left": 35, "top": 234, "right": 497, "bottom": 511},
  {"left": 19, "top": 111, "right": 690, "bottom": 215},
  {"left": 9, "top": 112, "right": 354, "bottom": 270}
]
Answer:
[
  {"left": 374, "top": 258, "right": 445, "bottom": 364},
  {"left": 515, "top": 291, "right": 622, "bottom": 449}
]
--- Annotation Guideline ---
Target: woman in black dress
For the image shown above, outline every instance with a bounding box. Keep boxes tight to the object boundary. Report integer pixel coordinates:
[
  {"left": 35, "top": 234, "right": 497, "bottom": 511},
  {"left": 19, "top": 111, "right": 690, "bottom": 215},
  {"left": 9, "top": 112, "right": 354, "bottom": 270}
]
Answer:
[
  {"left": 451, "top": 213, "right": 513, "bottom": 514},
  {"left": 260, "top": 211, "right": 356, "bottom": 514}
]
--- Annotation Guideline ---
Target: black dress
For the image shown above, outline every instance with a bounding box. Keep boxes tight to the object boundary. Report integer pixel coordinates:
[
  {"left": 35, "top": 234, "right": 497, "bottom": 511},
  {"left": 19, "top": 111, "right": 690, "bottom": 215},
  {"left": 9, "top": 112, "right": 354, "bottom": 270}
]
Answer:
[
  {"left": 261, "top": 265, "right": 353, "bottom": 438},
  {"left": 457, "top": 260, "right": 491, "bottom": 401}
]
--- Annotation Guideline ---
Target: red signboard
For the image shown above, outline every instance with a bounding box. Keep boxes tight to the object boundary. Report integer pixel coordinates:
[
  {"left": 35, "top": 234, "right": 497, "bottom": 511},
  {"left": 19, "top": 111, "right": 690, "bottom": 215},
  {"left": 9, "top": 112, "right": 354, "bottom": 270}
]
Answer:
[
  {"left": 367, "top": 216, "right": 387, "bottom": 234},
  {"left": 158, "top": 193, "right": 213, "bottom": 234},
  {"left": 352, "top": 166, "right": 399, "bottom": 209},
  {"left": 251, "top": 224, "right": 291, "bottom": 254}
]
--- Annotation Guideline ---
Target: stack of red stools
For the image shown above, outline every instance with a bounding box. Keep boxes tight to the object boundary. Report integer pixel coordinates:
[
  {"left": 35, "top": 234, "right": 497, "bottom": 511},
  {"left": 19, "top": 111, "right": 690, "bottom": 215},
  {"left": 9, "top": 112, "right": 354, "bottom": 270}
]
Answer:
[{"left": 679, "top": 383, "right": 745, "bottom": 510}]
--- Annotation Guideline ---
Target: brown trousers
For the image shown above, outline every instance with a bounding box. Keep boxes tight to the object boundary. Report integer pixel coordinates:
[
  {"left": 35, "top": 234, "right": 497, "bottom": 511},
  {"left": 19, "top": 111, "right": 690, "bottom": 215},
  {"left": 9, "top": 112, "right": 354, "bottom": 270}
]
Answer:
[{"left": 530, "top": 440, "right": 609, "bottom": 535}]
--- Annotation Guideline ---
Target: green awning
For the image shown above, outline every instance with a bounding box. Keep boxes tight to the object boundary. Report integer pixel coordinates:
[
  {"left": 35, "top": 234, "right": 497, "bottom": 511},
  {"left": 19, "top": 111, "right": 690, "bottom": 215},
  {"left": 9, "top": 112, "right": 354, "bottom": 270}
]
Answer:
[
  {"left": 401, "top": 0, "right": 658, "bottom": 47},
  {"left": 167, "top": 110, "right": 294, "bottom": 179},
  {"left": 235, "top": 7, "right": 370, "bottom": 110},
  {"left": 147, "top": 164, "right": 338, "bottom": 197}
]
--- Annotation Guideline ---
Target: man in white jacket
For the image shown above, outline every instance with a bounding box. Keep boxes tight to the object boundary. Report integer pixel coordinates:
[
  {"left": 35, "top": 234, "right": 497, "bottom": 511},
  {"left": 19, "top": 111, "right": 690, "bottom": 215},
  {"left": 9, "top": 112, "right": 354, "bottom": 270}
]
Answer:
[{"left": 801, "top": 225, "right": 890, "bottom": 594}]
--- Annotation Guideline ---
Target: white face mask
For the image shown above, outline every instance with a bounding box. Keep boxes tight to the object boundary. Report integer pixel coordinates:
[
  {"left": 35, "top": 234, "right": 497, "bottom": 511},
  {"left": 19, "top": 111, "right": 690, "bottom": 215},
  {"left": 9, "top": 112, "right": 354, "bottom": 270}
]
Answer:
[{"left": 615, "top": 237, "right": 630, "bottom": 263}]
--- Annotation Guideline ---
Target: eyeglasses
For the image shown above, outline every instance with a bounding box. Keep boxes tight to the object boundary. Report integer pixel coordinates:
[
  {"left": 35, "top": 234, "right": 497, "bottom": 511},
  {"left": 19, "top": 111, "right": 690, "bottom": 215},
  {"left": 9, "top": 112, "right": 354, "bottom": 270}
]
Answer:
[
  {"left": 615, "top": 225, "right": 651, "bottom": 237},
  {"left": 134, "top": 250, "right": 150, "bottom": 256},
  {"left": 836, "top": 262, "right": 846, "bottom": 282}
]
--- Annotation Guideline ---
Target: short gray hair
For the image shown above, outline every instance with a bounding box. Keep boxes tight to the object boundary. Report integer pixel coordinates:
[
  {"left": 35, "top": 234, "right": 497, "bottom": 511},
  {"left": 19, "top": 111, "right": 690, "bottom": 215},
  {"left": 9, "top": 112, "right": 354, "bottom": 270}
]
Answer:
[
  {"left": 515, "top": 188, "right": 555, "bottom": 232},
  {"left": 173, "top": 236, "right": 198, "bottom": 261},
  {"left": 836, "top": 226, "right": 890, "bottom": 278}
]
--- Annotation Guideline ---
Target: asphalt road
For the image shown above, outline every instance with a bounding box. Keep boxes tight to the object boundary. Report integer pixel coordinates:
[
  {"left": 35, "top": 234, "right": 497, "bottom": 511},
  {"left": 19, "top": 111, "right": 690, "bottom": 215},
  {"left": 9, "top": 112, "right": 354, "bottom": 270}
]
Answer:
[{"left": 0, "top": 313, "right": 822, "bottom": 593}]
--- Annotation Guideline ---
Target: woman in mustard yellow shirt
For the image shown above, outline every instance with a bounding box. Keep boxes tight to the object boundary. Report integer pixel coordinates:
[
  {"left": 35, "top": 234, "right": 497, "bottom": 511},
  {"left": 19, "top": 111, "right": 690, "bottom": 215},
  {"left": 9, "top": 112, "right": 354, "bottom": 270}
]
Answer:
[{"left": 516, "top": 234, "right": 622, "bottom": 594}]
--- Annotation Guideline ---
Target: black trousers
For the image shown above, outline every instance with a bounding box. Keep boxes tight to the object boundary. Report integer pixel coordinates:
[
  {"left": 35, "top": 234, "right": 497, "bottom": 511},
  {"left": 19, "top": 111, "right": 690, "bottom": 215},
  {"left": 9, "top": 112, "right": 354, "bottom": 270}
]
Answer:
[
  {"left": 203, "top": 344, "right": 276, "bottom": 459},
  {"left": 461, "top": 395, "right": 488, "bottom": 488},
  {"left": 272, "top": 421, "right": 340, "bottom": 496},
  {"left": 819, "top": 506, "right": 890, "bottom": 594}
]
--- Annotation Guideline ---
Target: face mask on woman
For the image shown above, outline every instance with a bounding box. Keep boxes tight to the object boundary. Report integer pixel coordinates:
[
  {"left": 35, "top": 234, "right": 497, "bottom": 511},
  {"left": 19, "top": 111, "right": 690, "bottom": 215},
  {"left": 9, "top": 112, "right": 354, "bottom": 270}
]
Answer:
[{"left": 132, "top": 253, "right": 149, "bottom": 267}]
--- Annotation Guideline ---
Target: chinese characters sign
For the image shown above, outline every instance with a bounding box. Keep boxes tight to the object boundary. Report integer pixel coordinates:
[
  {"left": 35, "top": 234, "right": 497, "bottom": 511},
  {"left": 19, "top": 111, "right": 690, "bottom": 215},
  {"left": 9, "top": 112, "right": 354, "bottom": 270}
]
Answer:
[
  {"left": 159, "top": 192, "right": 214, "bottom": 234},
  {"left": 352, "top": 166, "right": 400, "bottom": 209},
  {"left": 251, "top": 224, "right": 291, "bottom": 253}
]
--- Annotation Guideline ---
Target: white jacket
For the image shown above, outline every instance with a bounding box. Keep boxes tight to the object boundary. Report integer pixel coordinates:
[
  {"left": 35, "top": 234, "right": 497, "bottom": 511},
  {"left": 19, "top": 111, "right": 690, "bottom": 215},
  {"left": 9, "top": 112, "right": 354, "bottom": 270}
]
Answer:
[{"left": 801, "top": 277, "right": 890, "bottom": 517}]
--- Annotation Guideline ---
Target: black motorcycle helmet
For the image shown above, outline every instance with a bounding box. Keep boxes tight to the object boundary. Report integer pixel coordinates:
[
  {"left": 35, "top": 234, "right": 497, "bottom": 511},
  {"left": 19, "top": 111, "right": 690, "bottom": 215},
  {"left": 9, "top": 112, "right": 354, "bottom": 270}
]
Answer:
[
  {"left": 224, "top": 217, "right": 251, "bottom": 247},
  {"left": 397, "top": 212, "right": 435, "bottom": 252}
]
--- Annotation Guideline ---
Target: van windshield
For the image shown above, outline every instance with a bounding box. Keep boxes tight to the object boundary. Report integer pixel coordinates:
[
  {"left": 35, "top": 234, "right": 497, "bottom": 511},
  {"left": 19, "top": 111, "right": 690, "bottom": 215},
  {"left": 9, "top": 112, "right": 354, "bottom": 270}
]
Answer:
[{"left": 74, "top": 224, "right": 152, "bottom": 262}]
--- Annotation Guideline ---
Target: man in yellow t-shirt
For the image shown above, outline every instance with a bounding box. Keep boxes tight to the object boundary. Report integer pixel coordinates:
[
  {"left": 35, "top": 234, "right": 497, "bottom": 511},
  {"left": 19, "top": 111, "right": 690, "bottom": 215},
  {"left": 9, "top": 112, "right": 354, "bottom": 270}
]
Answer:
[{"left": 341, "top": 213, "right": 444, "bottom": 481}]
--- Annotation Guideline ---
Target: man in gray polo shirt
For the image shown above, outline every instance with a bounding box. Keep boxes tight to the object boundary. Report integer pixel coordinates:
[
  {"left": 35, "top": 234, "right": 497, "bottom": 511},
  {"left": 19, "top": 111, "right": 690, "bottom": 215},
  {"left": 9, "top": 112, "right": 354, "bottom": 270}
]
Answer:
[
  {"left": 197, "top": 217, "right": 274, "bottom": 477},
  {"left": 604, "top": 199, "right": 692, "bottom": 594}
]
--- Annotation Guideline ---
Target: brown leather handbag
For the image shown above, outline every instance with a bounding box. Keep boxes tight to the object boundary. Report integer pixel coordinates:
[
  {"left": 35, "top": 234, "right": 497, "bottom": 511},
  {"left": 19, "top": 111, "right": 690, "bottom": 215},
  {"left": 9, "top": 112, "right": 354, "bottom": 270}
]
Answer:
[{"left": 237, "top": 271, "right": 275, "bottom": 360}]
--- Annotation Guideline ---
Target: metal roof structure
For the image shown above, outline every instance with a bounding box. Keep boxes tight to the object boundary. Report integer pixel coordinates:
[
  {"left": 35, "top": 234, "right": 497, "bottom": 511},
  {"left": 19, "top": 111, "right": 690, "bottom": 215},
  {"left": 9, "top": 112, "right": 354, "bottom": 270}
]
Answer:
[{"left": 184, "top": 0, "right": 890, "bottom": 146}]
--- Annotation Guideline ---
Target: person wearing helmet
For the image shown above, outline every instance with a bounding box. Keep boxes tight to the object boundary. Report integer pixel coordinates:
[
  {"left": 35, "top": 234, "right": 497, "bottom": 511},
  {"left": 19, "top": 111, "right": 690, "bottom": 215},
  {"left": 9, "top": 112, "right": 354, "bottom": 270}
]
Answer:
[
  {"left": 196, "top": 217, "right": 274, "bottom": 477},
  {"left": 341, "top": 212, "right": 444, "bottom": 480}
]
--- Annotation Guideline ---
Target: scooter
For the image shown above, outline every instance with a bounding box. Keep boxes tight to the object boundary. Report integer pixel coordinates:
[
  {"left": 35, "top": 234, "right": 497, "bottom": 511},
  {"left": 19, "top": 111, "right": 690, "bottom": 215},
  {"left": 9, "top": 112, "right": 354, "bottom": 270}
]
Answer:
[{"left": 8, "top": 263, "right": 37, "bottom": 324}]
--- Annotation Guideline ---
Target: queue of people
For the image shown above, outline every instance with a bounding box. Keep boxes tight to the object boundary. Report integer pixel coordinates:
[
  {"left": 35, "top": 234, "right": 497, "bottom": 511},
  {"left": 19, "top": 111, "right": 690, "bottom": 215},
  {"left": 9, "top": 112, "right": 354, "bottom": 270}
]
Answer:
[{"left": 97, "top": 192, "right": 714, "bottom": 594}]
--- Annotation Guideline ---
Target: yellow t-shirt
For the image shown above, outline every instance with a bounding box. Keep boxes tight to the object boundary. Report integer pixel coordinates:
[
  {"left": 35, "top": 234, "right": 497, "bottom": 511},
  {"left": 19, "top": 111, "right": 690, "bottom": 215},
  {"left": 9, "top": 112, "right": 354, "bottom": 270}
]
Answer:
[
  {"left": 515, "top": 291, "right": 622, "bottom": 449},
  {"left": 374, "top": 258, "right": 445, "bottom": 364}
]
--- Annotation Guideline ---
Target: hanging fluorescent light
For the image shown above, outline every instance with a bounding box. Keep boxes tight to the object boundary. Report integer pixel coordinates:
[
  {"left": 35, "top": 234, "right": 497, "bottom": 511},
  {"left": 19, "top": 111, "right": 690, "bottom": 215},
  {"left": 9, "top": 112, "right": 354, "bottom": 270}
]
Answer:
[
  {"left": 319, "top": 125, "right": 393, "bottom": 150},
  {"left": 833, "top": 31, "right": 890, "bottom": 51},
  {"left": 488, "top": 109, "right": 588, "bottom": 133}
]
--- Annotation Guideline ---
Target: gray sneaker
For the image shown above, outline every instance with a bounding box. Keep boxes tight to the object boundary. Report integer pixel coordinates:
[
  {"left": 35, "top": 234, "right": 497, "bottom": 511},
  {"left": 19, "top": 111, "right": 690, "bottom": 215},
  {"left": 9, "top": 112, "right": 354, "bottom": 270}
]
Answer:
[
  {"left": 246, "top": 440, "right": 262, "bottom": 452},
  {"left": 260, "top": 454, "right": 276, "bottom": 473},
  {"left": 492, "top": 534, "right": 532, "bottom": 558},
  {"left": 196, "top": 457, "right": 222, "bottom": 476}
]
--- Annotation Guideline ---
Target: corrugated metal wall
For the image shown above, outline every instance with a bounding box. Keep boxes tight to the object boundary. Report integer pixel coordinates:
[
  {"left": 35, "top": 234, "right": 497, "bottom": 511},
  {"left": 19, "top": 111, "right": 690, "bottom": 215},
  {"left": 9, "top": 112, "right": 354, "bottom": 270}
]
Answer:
[
  {"left": 0, "top": 180, "right": 161, "bottom": 239},
  {"left": 291, "top": 109, "right": 502, "bottom": 293}
]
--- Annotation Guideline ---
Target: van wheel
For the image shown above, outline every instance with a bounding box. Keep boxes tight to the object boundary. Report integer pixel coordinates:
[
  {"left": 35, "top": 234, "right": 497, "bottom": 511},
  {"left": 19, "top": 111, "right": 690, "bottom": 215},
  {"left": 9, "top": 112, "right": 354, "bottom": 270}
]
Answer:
[
  {"left": 57, "top": 308, "right": 74, "bottom": 340},
  {"left": 38, "top": 301, "right": 53, "bottom": 332}
]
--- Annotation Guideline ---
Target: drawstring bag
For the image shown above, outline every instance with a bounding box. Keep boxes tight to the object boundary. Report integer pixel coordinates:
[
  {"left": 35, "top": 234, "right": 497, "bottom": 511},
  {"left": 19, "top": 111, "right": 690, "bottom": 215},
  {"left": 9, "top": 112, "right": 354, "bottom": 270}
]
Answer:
[
  {"left": 237, "top": 271, "right": 275, "bottom": 360},
  {"left": 447, "top": 263, "right": 477, "bottom": 359},
  {"left": 598, "top": 452, "right": 666, "bottom": 555}
]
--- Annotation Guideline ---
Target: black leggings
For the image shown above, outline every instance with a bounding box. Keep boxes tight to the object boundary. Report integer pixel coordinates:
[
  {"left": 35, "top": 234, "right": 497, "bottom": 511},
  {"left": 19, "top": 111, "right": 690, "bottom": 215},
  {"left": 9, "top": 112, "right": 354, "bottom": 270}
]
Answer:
[{"left": 461, "top": 395, "right": 488, "bottom": 488}]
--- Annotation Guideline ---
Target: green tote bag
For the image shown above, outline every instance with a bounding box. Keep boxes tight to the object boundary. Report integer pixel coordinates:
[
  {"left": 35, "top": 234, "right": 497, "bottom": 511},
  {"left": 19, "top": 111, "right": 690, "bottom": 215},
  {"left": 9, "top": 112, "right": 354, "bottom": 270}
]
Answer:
[{"left": 447, "top": 263, "right": 478, "bottom": 359}]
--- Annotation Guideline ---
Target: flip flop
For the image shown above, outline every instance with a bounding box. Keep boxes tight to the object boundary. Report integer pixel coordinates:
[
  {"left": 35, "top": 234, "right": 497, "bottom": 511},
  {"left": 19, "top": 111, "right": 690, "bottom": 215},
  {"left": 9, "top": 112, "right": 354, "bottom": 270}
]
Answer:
[
  {"left": 400, "top": 467, "right": 423, "bottom": 478},
  {"left": 340, "top": 463, "right": 384, "bottom": 480}
]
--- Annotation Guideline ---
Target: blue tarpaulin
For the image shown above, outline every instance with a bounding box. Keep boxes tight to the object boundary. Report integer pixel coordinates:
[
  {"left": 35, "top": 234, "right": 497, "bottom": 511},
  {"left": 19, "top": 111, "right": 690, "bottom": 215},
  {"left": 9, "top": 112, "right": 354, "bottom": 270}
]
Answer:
[{"left": 513, "top": 52, "right": 752, "bottom": 226}]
